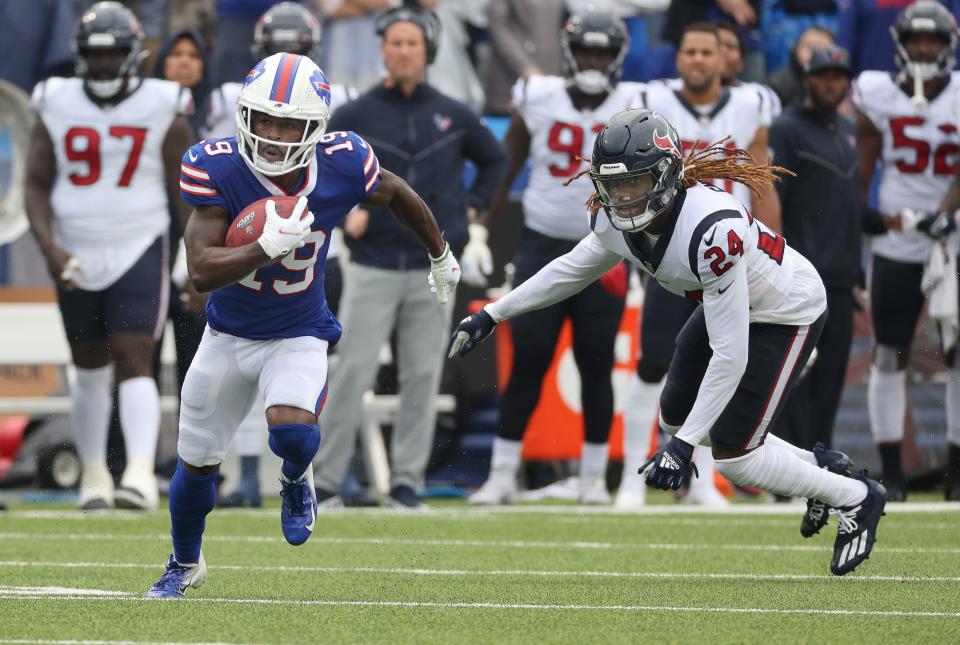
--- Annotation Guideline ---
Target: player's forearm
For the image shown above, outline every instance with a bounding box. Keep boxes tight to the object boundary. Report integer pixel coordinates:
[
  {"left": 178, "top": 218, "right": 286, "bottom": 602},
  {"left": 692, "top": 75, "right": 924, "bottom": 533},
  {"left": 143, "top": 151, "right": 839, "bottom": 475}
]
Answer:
[
  {"left": 24, "top": 183, "right": 57, "bottom": 254},
  {"left": 188, "top": 244, "right": 271, "bottom": 292},
  {"left": 486, "top": 236, "right": 621, "bottom": 322},
  {"left": 938, "top": 173, "right": 960, "bottom": 214},
  {"left": 387, "top": 186, "right": 446, "bottom": 258}
]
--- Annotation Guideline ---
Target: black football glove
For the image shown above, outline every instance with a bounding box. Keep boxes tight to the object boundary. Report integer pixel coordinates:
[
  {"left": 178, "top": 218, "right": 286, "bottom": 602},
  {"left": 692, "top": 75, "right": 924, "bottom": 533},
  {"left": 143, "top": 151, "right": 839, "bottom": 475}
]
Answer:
[
  {"left": 639, "top": 436, "right": 698, "bottom": 491},
  {"left": 917, "top": 210, "right": 957, "bottom": 241},
  {"left": 447, "top": 309, "right": 497, "bottom": 358}
]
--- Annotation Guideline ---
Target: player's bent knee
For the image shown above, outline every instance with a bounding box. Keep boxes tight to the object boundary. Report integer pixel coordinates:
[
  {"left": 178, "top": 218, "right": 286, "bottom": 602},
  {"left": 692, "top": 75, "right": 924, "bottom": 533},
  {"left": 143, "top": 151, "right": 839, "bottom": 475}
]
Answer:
[
  {"left": 874, "top": 344, "right": 906, "bottom": 372},
  {"left": 636, "top": 358, "right": 669, "bottom": 384},
  {"left": 268, "top": 423, "right": 321, "bottom": 463}
]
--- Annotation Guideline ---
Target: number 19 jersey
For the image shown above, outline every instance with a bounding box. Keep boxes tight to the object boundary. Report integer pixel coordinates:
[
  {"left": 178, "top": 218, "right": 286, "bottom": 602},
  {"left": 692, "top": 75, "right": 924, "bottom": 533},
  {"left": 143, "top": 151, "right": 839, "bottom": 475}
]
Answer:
[
  {"left": 512, "top": 76, "right": 644, "bottom": 241},
  {"left": 180, "top": 131, "right": 381, "bottom": 341},
  {"left": 853, "top": 71, "right": 960, "bottom": 262}
]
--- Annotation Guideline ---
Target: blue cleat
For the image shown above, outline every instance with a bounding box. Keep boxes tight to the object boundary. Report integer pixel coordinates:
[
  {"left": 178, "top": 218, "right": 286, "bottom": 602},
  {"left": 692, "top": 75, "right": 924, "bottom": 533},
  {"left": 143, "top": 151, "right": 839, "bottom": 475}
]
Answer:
[
  {"left": 144, "top": 553, "right": 207, "bottom": 598},
  {"left": 279, "top": 466, "right": 317, "bottom": 546}
]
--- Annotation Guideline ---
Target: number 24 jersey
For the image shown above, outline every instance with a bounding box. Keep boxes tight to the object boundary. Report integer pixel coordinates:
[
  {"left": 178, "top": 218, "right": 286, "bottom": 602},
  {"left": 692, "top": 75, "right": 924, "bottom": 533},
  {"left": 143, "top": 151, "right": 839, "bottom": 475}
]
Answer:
[{"left": 179, "top": 131, "right": 381, "bottom": 342}]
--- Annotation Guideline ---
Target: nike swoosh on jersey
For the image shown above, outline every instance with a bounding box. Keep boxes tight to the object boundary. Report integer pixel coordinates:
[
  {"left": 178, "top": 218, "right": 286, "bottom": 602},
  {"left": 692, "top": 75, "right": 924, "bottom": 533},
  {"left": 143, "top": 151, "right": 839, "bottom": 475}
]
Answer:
[
  {"left": 188, "top": 150, "right": 199, "bottom": 162},
  {"left": 718, "top": 280, "right": 735, "bottom": 294}
]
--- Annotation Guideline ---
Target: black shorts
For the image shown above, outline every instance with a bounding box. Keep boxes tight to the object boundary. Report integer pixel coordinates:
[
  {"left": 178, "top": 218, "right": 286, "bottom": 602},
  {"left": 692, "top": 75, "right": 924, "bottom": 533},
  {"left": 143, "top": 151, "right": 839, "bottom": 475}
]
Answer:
[
  {"left": 57, "top": 235, "right": 168, "bottom": 343},
  {"left": 660, "top": 306, "right": 826, "bottom": 451},
  {"left": 869, "top": 254, "right": 926, "bottom": 349},
  {"left": 639, "top": 275, "right": 699, "bottom": 376}
]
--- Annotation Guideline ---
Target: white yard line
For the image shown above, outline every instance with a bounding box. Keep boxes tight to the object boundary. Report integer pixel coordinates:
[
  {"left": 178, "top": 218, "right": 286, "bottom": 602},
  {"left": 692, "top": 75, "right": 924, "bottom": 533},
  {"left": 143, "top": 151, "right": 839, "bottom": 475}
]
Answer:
[
  {"left": 1, "top": 593, "right": 958, "bottom": 618},
  {"left": 0, "top": 640, "right": 256, "bottom": 645},
  {"left": 0, "top": 560, "right": 956, "bottom": 583},
  {"left": 5, "top": 501, "right": 960, "bottom": 521},
  {"left": 0, "top": 531, "right": 957, "bottom": 554}
]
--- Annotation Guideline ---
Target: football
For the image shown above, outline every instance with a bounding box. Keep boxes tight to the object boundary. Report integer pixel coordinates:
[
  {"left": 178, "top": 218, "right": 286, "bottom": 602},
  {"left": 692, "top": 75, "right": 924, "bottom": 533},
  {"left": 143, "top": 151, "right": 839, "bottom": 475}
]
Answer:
[{"left": 224, "top": 195, "right": 304, "bottom": 248}]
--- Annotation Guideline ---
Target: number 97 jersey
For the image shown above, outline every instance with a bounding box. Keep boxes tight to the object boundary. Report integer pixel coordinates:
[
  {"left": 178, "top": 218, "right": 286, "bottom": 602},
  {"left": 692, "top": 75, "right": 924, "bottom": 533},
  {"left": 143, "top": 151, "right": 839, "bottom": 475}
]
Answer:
[
  {"left": 512, "top": 76, "right": 644, "bottom": 241},
  {"left": 853, "top": 71, "right": 960, "bottom": 263},
  {"left": 179, "top": 130, "right": 381, "bottom": 342}
]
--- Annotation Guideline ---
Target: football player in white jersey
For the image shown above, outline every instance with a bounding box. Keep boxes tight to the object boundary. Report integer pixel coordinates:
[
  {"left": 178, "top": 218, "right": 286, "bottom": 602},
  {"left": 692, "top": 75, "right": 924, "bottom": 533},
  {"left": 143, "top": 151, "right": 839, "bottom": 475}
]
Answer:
[
  {"left": 25, "top": 2, "right": 194, "bottom": 511},
  {"left": 618, "top": 22, "right": 781, "bottom": 508},
  {"left": 854, "top": 1, "right": 960, "bottom": 502},
  {"left": 211, "top": 0, "right": 363, "bottom": 509},
  {"left": 450, "top": 108, "right": 887, "bottom": 576},
  {"left": 468, "top": 10, "right": 639, "bottom": 506}
]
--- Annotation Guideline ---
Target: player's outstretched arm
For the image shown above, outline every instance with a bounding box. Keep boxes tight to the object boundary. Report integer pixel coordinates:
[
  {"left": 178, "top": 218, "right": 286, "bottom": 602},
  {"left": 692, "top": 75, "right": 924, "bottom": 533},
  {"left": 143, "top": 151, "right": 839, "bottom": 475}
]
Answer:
[
  {"left": 362, "top": 168, "right": 460, "bottom": 303},
  {"left": 184, "top": 204, "right": 298, "bottom": 292},
  {"left": 448, "top": 234, "right": 621, "bottom": 358},
  {"left": 25, "top": 119, "right": 75, "bottom": 286}
]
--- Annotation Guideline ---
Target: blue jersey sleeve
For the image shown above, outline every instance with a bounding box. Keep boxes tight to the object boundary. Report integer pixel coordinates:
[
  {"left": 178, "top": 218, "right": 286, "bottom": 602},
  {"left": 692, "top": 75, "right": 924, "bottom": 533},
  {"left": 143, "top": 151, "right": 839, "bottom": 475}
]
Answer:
[
  {"left": 180, "top": 141, "right": 228, "bottom": 210},
  {"left": 318, "top": 130, "right": 382, "bottom": 203}
]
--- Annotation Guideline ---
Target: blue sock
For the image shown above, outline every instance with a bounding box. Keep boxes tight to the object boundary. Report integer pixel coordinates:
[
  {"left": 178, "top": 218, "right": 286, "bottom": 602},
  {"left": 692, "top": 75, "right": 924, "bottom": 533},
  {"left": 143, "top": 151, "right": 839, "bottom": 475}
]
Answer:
[
  {"left": 169, "top": 459, "right": 217, "bottom": 565},
  {"left": 239, "top": 455, "right": 261, "bottom": 499},
  {"left": 268, "top": 423, "right": 320, "bottom": 481}
]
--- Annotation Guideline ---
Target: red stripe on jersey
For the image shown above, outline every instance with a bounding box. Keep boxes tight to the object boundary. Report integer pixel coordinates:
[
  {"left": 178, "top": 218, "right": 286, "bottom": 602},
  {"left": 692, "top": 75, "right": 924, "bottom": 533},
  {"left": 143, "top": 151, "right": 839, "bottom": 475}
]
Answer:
[{"left": 181, "top": 163, "right": 211, "bottom": 181}]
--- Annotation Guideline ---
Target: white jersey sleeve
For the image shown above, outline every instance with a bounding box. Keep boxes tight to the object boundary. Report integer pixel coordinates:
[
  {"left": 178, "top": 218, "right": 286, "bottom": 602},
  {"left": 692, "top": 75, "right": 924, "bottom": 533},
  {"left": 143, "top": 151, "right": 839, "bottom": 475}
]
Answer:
[
  {"left": 675, "top": 215, "right": 751, "bottom": 446},
  {"left": 485, "top": 232, "right": 622, "bottom": 322}
]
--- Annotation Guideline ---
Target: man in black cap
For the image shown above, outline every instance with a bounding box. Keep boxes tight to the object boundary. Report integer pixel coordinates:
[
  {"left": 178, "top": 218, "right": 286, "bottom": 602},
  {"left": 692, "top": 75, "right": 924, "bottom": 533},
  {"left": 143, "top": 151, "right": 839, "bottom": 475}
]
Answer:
[{"left": 769, "top": 45, "right": 889, "bottom": 453}]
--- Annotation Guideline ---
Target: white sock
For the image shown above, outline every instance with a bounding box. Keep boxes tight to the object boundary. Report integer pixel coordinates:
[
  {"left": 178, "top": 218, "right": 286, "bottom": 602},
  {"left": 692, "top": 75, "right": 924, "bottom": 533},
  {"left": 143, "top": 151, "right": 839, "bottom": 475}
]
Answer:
[
  {"left": 623, "top": 376, "right": 661, "bottom": 475},
  {"left": 118, "top": 376, "right": 159, "bottom": 462},
  {"left": 763, "top": 434, "right": 817, "bottom": 465},
  {"left": 689, "top": 447, "right": 718, "bottom": 494},
  {"left": 716, "top": 443, "right": 867, "bottom": 508},
  {"left": 868, "top": 366, "right": 906, "bottom": 442},
  {"left": 947, "top": 370, "right": 960, "bottom": 446},
  {"left": 580, "top": 442, "right": 609, "bottom": 480},
  {"left": 235, "top": 403, "right": 267, "bottom": 457},
  {"left": 490, "top": 437, "right": 522, "bottom": 474},
  {"left": 71, "top": 366, "right": 112, "bottom": 462}
]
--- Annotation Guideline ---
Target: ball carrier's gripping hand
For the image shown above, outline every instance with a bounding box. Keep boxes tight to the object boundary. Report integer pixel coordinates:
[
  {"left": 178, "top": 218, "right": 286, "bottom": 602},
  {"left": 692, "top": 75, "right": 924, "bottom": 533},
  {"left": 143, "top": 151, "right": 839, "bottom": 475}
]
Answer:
[
  {"left": 639, "top": 436, "right": 698, "bottom": 491},
  {"left": 258, "top": 196, "right": 315, "bottom": 260},
  {"left": 447, "top": 308, "right": 497, "bottom": 358},
  {"left": 428, "top": 242, "right": 462, "bottom": 304}
]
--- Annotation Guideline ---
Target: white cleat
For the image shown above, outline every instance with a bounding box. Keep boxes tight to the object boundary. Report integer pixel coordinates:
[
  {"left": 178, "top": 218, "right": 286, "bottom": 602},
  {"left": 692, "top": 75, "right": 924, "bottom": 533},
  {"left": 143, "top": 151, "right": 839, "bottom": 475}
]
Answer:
[
  {"left": 684, "top": 480, "right": 730, "bottom": 507},
  {"left": 579, "top": 476, "right": 611, "bottom": 505},
  {"left": 614, "top": 472, "right": 647, "bottom": 509},
  {"left": 114, "top": 458, "right": 159, "bottom": 511},
  {"left": 468, "top": 470, "right": 518, "bottom": 506},
  {"left": 78, "top": 460, "right": 114, "bottom": 510}
]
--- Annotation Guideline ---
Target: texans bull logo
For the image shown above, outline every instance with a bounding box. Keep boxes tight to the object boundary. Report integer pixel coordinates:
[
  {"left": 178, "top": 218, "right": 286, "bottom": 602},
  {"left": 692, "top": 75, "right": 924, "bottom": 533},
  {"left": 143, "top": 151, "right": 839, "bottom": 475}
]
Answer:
[{"left": 652, "top": 129, "right": 681, "bottom": 158}]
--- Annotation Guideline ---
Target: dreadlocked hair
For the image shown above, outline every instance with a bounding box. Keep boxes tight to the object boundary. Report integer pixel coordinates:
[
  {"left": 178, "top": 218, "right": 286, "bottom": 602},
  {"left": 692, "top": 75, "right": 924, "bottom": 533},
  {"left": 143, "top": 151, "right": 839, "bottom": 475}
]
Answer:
[
  {"left": 564, "top": 139, "right": 793, "bottom": 216},
  {"left": 680, "top": 136, "right": 794, "bottom": 198}
]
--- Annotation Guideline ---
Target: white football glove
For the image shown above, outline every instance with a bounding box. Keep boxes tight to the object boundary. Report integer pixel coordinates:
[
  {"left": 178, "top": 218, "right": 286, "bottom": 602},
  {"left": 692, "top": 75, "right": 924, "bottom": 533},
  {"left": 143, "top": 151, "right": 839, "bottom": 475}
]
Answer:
[
  {"left": 459, "top": 223, "right": 494, "bottom": 287},
  {"left": 258, "top": 196, "right": 314, "bottom": 260},
  {"left": 427, "top": 242, "right": 461, "bottom": 305}
]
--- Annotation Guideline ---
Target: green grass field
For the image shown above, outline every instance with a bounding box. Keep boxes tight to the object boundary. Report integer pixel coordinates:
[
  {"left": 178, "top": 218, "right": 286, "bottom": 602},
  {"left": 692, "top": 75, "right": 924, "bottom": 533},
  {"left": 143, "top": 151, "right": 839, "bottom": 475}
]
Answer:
[{"left": 1, "top": 498, "right": 959, "bottom": 644}]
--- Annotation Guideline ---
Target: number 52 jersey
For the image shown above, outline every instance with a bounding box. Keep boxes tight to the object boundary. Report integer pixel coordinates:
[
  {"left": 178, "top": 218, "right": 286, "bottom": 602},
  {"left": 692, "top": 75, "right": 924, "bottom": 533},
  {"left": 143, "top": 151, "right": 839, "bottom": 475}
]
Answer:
[
  {"left": 853, "top": 71, "right": 960, "bottom": 263},
  {"left": 180, "top": 131, "right": 382, "bottom": 342}
]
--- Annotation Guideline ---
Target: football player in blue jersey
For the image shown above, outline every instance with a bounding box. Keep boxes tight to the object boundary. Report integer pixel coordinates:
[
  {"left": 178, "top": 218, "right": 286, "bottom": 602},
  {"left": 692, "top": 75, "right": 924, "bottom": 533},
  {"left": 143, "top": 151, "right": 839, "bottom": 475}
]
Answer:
[{"left": 145, "top": 52, "right": 460, "bottom": 598}]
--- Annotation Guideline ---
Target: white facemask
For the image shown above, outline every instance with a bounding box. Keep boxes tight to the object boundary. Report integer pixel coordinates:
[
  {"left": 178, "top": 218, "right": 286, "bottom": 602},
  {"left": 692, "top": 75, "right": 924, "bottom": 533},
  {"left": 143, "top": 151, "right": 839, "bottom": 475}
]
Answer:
[
  {"left": 574, "top": 69, "right": 610, "bottom": 95},
  {"left": 87, "top": 77, "right": 125, "bottom": 98}
]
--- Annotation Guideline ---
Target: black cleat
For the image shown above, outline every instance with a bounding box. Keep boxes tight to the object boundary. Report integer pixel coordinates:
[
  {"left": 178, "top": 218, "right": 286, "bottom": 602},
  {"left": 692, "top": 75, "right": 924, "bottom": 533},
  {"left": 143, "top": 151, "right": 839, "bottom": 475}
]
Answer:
[
  {"left": 831, "top": 473, "right": 887, "bottom": 576},
  {"left": 801, "top": 443, "right": 853, "bottom": 538}
]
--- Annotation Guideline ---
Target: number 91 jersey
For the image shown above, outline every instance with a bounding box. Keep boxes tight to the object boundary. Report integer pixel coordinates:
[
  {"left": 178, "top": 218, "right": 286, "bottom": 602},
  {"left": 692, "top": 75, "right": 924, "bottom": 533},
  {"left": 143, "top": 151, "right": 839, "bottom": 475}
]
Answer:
[
  {"left": 179, "top": 130, "right": 381, "bottom": 342},
  {"left": 853, "top": 71, "right": 960, "bottom": 263},
  {"left": 512, "top": 75, "right": 644, "bottom": 241}
]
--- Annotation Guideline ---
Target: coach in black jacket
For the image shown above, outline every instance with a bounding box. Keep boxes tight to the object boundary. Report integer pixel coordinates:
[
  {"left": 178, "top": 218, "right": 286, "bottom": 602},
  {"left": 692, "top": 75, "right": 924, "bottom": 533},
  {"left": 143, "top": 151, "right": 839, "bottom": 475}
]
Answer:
[
  {"left": 315, "top": 6, "right": 507, "bottom": 509},
  {"left": 769, "top": 46, "right": 861, "bottom": 453}
]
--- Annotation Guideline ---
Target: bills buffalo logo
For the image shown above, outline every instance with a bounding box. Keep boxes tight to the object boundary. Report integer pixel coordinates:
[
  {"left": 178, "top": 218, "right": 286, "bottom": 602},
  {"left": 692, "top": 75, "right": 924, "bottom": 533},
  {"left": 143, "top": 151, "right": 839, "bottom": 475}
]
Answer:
[
  {"left": 433, "top": 114, "right": 452, "bottom": 132},
  {"left": 236, "top": 212, "right": 256, "bottom": 236},
  {"left": 244, "top": 60, "right": 267, "bottom": 87},
  {"left": 652, "top": 129, "right": 680, "bottom": 157},
  {"left": 310, "top": 69, "right": 331, "bottom": 105}
]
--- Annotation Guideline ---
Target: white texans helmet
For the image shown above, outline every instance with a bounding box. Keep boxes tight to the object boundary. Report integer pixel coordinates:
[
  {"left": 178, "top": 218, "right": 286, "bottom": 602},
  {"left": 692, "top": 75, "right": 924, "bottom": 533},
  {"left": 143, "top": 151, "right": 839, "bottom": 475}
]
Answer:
[{"left": 236, "top": 52, "right": 332, "bottom": 176}]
